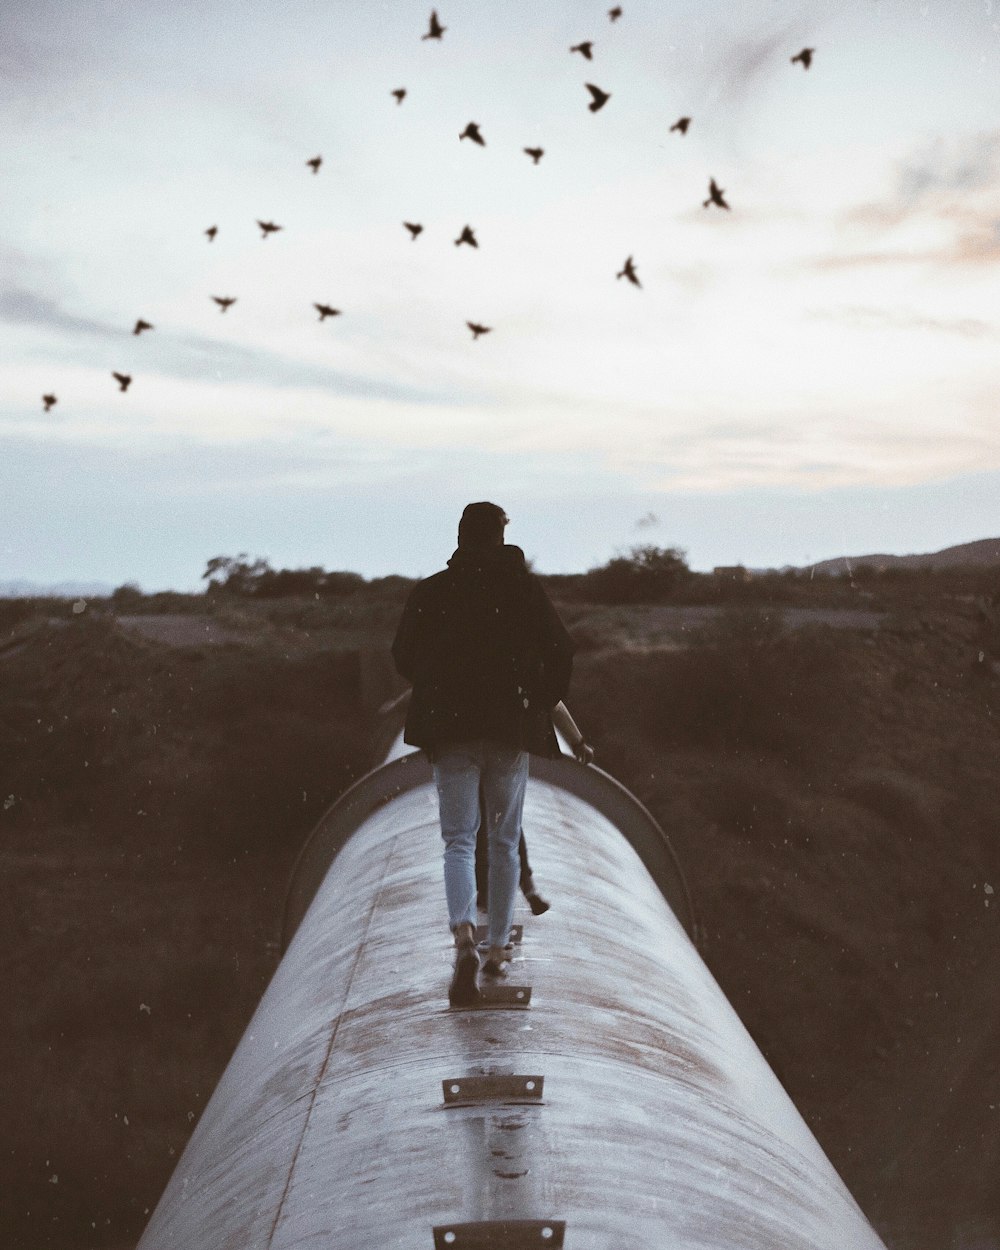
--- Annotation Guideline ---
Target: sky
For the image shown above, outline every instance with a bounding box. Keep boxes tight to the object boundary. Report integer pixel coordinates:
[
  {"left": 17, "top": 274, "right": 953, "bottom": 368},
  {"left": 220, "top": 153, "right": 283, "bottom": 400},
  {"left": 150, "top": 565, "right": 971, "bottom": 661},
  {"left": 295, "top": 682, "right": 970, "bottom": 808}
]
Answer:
[{"left": 4, "top": 0, "right": 1000, "bottom": 589}]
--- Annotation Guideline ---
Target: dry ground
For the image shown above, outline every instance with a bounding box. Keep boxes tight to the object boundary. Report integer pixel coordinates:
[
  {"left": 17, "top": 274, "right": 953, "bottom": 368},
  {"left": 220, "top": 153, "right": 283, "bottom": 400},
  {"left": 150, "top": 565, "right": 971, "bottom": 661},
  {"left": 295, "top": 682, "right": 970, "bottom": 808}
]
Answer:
[{"left": 2, "top": 584, "right": 997, "bottom": 1249}]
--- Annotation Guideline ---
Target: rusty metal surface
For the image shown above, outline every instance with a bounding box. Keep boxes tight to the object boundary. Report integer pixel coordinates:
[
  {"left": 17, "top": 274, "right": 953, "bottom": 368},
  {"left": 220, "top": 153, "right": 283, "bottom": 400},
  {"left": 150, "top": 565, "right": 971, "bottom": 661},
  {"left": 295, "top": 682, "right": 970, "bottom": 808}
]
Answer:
[{"left": 139, "top": 769, "right": 887, "bottom": 1250}]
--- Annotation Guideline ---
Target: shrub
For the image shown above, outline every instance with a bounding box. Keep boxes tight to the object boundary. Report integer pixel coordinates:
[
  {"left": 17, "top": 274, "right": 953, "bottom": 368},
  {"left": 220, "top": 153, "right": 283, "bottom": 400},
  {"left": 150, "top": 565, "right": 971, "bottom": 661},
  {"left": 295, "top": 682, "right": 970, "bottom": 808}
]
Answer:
[
  {"left": 571, "top": 607, "right": 849, "bottom": 759},
  {"left": 643, "top": 609, "right": 848, "bottom": 756},
  {"left": 578, "top": 545, "right": 690, "bottom": 604}
]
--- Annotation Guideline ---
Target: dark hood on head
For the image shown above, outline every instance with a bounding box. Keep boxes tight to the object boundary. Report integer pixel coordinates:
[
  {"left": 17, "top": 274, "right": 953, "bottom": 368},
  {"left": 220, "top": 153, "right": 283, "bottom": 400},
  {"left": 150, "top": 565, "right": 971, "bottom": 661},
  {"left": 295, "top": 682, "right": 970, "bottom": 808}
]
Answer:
[{"left": 446, "top": 544, "right": 527, "bottom": 574}]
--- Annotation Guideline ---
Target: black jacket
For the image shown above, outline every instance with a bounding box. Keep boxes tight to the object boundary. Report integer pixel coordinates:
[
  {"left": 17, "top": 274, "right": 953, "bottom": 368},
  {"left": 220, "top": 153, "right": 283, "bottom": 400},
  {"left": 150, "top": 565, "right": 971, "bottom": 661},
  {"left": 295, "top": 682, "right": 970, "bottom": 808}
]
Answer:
[{"left": 392, "top": 544, "right": 574, "bottom": 757}]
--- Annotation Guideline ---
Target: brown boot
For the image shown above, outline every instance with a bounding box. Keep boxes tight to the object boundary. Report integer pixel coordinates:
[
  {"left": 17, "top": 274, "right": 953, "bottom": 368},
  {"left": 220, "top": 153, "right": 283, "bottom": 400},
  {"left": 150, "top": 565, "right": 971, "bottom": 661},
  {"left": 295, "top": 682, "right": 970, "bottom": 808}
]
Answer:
[{"left": 449, "top": 922, "right": 481, "bottom": 1006}]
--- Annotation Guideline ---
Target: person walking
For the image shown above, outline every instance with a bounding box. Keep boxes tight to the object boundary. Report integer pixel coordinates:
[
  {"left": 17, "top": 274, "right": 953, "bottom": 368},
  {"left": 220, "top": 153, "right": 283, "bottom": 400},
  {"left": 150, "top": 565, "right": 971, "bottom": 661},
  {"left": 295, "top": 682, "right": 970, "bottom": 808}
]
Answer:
[
  {"left": 474, "top": 701, "right": 595, "bottom": 916},
  {"left": 391, "top": 502, "right": 574, "bottom": 1005}
]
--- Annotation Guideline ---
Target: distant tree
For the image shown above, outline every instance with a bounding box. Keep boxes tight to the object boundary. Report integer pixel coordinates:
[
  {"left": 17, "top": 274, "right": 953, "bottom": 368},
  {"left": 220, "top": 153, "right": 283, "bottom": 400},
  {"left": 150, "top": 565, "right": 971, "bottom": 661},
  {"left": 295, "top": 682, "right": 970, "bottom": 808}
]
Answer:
[
  {"left": 110, "top": 582, "right": 144, "bottom": 608},
  {"left": 581, "top": 544, "right": 690, "bottom": 603},
  {"left": 202, "top": 554, "right": 273, "bottom": 596},
  {"left": 317, "top": 571, "right": 366, "bottom": 598},
  {"left": 201, "top": 556, "right": 366, "bottom": 598}
]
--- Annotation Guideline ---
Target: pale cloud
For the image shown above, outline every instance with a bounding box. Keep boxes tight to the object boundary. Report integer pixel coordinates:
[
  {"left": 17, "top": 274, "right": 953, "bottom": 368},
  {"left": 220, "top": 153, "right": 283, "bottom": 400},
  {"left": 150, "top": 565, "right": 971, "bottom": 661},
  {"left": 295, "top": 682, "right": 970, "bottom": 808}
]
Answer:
[
  {"left": 805, "top": 306, "right": 996, "bottom": 338},
  {"left": 0, "top": 288, "right": 116, "bottom": 337},
  {"left": 821, "top": 132, "right": 1000, "bottom": 269},
  {"left": 705, "top": 17, "right": 813, "bottom": 117}
]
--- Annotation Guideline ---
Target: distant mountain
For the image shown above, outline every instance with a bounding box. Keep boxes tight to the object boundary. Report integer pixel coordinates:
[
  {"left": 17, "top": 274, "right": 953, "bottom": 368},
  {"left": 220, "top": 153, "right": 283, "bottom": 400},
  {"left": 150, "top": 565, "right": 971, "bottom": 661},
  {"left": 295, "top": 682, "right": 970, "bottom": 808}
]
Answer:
[
  {"left": 0, "top": 580, "right": 116, "bottom": 599},
  {"left": 804, "top": 537, "right": 1000, "bottom": 577}
]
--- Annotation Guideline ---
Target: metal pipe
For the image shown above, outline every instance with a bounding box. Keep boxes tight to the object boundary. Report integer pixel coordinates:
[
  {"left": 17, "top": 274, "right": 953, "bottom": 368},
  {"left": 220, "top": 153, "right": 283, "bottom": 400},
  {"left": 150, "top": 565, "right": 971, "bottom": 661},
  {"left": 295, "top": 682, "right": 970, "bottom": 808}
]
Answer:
[{"left": 138, "top": 746, "right": 887, "bottom": 1249}]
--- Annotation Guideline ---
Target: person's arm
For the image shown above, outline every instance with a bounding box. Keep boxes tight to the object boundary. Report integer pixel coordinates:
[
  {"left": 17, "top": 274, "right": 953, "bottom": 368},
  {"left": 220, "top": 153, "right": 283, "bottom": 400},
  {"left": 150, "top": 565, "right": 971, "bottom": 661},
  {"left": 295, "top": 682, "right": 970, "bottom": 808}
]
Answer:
[
  {"left": 552, "top": 700, "right": 595, "bottom": 765},
  {"left": 378, "top": 687, "right": 412, "bottom": 717}
]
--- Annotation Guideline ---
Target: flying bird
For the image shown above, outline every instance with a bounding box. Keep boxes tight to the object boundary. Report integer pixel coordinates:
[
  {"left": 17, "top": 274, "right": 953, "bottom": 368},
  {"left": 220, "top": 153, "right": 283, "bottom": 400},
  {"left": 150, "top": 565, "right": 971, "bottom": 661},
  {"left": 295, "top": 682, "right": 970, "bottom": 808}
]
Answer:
[
  {"left": 391, "top": 88, "right": 407, "bottom": 105},
  {"left": 670, "top": 116, "right": 691, "bottom": 134},
  {"left": 403, "top": 221, "right": 424, "bottom": 240},
  {"left": 466, "top": 321, "right": 491, "bottom": 340},
  {"left": 42, "top": 394, "right": 57, "bottom": 412},
  {"left": 257, "top": 219, "right": 283, "bottom": 238},
  {"left": 523, "top": 146, "right": 544, "bottom": 164},
  {"left": 570, "top": 41, "right": 594, "bottom": 60},
  {"left": 212, "top": 296, "right": 237, "bottom": 312},
  {"left": 585, "top": 82, "right": 611, "bottom": 112},
  {"left": 314, "top": 303, "right": 341, "bottom": 321},
  {"left": 205, "top": 225, "right": 218, "bottom": 242},
  {"left": 608, "top": 6, "right": 623, "bottom": 19},
  {"left": 616, "top": 256, "right": 641, "bottom": 287},
  {"left": 112, "top": 372, "right": 132, "bottom": 392},
  {"left": 454, "top": 224, "right": 478, "bottom": 248},
  {"left": 422, "top": 9, "right": 445, "bottom": 39},
  {"left": 132, "top": 319, "right": 154, "bottom": 335},
  {"left": 791, "top": 47, "right": 814, "bottom": 69},
  {"left": 306, "top": 155, "right": 322, "bottom": 174},
  {"left": 459, "top": 121, "right": 485, "bottom": 145},
  {"left": 703, "top": 178, "right": 730, "bottom": 210}
]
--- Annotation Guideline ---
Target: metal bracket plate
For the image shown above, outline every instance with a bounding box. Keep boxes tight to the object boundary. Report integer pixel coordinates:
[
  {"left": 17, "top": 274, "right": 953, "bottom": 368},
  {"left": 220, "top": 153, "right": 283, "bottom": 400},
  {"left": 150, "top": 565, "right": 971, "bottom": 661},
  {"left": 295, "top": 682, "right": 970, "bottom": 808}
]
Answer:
[
  {"left": 450, "top": 984, "right": 531, "bottom": 1010},
  {"left": 442, "top": 1075, "right": 544, "bottom": 1106},
  {"left": 433, "top": 1220, "right": 565, "bottom": 1249}
]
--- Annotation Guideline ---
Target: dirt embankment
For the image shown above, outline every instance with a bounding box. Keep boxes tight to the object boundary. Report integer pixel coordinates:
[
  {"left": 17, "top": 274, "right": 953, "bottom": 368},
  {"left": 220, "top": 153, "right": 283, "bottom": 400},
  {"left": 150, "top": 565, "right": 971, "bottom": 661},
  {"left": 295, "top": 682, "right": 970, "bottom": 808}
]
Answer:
[{"left": 2, "top": 589, "right": 997, "bottom": 1250}]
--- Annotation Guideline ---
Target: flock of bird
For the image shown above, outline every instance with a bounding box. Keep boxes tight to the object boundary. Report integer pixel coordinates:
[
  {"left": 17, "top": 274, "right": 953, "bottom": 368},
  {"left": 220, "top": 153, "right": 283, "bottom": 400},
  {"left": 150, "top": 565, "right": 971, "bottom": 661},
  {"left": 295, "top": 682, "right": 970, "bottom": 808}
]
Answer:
[{"left": 39, "top": 8, "right": 817, "bottom": 414}]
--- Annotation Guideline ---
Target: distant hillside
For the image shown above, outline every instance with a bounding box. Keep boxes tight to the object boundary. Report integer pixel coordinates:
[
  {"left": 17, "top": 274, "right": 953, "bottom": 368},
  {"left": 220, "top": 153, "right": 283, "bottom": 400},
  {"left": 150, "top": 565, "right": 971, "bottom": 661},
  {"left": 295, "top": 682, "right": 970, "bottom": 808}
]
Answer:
[
  {"left": 0, "top": 580, "right": 115, "bottom": 599},
  {"left": 804, "top": 537, "right": 1000, "bottom": 577}
]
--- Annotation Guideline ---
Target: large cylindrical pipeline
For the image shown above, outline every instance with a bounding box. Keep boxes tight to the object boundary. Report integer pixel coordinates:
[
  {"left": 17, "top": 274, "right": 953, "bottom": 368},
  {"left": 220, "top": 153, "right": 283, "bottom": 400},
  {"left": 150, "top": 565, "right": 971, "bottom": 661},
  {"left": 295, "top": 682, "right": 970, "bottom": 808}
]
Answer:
[{"left": 138, "top": 750, "right": 887, "bottom": 1249}]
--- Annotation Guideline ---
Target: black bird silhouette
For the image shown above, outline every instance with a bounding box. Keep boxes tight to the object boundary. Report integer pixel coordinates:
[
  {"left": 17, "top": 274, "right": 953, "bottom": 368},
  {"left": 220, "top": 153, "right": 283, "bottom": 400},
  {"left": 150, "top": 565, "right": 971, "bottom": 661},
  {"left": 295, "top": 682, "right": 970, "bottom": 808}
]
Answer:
[
  {"left": 42, "top": 393, "right": 57, "bottom": 412},
  {"left": 403, "top": 221, "right": 424, "bottom": 240},
  {"left": 791, "top": 47, "right": 814, "bottom": 69},
  {"left": 455, "top": 224, "right": 478, "bottom": 248},
  {"left": 616, "top": 256, "right": 641, "bottom": 287},
  {"left": 314, "top": 303, "right": 341, "bottom": 321},
  {"left": 570, "top": 41, "right": 594, "bottom": 60},
  {"left": 112, "top": 372, "right": 132, "bottom": 392},
  {"left": 391, "top": 88, "right": 407, "bottom": 105},
  {"left": 523, "top": 146, "right": 544, "bottom": 164},
  {"left": 585, "top": 83, "right": 611, "bottom": 112},
  {"left": 422, "top": 9, "right": 445, "bottom": 40},
  {"left": 257, "top": 219, "right": 283, "bottom": 238},
  {"left": 703, "top": 178, "right": 730, "bottom": 210},
  {"left": 670, "top": 116, "right": 691, "bottom": 134},
  {"left": 212, "top": 296, "right": 237, "bottom": 312},
  {"left": 133, "top": 319, "right": 154, "bottom": 335},
  {"left": 460, "top": 121, "right": 485, "bottom": 145},
  {"left": 205, "top": 225, "right": 218, "bottom": 242},
  {"left": 608, "top": 6, "right": 623, "bottom": 19},
  {"left": 306, "top": 155, "right": 322, "bottom": 174},
  {"left": 466, "top": 321, "right": 491, "bottom": 340}
]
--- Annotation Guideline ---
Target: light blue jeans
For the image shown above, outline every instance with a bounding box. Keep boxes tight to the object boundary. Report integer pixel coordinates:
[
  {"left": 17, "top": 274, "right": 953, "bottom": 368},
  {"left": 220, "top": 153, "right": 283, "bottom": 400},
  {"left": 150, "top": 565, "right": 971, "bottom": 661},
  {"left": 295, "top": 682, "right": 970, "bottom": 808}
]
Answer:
[{"left": 433, "top": 741, "right": 529, "bottom": 950}]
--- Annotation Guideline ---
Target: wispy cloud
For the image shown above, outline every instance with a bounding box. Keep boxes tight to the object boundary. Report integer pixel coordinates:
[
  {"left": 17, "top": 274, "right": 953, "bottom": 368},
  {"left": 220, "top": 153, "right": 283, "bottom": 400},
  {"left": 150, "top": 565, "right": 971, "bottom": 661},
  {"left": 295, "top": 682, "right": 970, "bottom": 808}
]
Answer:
[
  {"left": 0, "top": 285, "right": 474, "bottom": 406},
  {"left": 0, "top": 288, "right": 116, "bottom": 336},
  {"left": 697, "top": 11, "right": 819, "bottom": 128},
  {"left": 162, "top": 334, "right": 469, "bottom": 405},
  {"left": 805, "top": 305, "right": 996, "bottom": 338},
  {"left": 819, "top": 132, "right": 1000, "bottom": 270},
  {"left": 884, "top": 132, "right": 1000, "bottom": 218}
]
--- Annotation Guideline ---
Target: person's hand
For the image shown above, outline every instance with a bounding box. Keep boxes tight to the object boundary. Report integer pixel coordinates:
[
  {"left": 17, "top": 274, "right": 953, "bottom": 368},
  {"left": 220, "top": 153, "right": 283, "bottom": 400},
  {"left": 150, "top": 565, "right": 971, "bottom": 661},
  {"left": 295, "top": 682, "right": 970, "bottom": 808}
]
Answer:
[{"left": 573, "top": 739, "right": 595, "bottom": 765}]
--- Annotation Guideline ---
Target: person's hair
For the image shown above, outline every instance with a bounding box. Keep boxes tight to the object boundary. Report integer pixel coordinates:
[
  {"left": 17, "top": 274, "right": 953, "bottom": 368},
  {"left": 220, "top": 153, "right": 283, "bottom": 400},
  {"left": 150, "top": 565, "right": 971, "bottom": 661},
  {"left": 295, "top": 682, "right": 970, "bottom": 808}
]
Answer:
[{"left": 457, "top": 501, "right": 508, "bottom": 548}]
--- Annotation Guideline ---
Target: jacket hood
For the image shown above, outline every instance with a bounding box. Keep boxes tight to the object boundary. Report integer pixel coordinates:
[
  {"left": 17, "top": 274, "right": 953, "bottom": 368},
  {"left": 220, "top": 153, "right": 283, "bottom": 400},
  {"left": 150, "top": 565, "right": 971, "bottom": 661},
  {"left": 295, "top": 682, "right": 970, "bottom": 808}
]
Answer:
[{"left": 446, "top": 543, "right": 528, "bottom": 574}]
